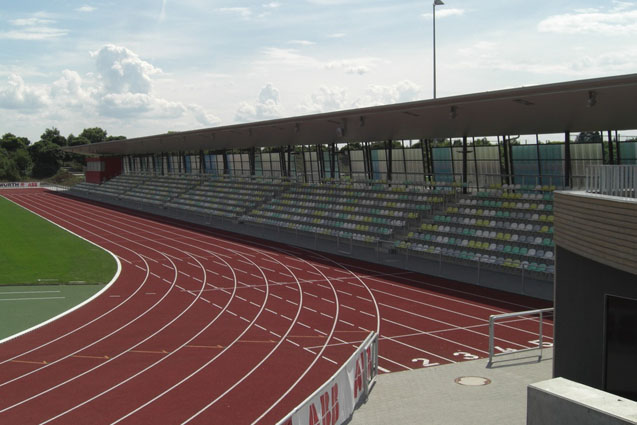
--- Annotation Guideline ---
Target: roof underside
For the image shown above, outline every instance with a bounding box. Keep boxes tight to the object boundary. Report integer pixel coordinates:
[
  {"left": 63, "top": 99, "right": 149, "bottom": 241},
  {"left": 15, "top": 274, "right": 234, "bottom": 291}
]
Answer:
[{"left": 65, "top": 73, "right": 637, "bottom": 156}]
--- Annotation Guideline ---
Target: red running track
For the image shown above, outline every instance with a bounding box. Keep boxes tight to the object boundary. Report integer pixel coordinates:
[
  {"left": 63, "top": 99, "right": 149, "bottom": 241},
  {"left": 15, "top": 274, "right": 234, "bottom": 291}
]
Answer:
[{"left": 0, "top": 189, "right": 552, "bottom": 424}]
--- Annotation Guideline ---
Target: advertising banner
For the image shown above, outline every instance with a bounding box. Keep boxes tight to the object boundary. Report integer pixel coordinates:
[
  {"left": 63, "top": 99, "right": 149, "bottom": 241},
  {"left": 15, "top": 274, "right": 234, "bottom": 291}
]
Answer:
[
  {"left": 0, "top": 182, "right": 40, "bottom": 190},
  {"left": 278, "top": 332, "right": 378, "bottom": 425}
]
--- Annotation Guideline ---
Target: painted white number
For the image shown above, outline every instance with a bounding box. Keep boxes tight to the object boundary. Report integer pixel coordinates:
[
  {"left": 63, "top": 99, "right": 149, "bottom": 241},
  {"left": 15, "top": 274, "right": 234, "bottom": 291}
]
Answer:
[
  {"left": 411, "top": 358, "right": 440, "bottom": 367},
  {"left": 528, "top": 339, "right": 553, "bottom": 348},
  {"left": 453, "top": 351, "right": 479, "bottom": 360},
  {"left": 494, "top": 346, "right": 517, "bottom": 354}
]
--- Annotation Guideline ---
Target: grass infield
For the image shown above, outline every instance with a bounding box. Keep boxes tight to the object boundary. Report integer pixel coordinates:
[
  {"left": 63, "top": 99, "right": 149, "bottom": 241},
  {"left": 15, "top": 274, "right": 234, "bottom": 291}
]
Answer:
[
  {"left": 0, "top": 195, "right": 117, "bottom": 286},
  {"left": 0, "top": 194, "right": 117, "bottom": 340}
]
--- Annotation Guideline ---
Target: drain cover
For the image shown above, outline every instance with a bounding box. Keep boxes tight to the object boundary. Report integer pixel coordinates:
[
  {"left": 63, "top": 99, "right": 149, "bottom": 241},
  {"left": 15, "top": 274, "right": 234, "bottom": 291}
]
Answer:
[{"left": 454, "top": 376, "right": 492, "bottom": 386}]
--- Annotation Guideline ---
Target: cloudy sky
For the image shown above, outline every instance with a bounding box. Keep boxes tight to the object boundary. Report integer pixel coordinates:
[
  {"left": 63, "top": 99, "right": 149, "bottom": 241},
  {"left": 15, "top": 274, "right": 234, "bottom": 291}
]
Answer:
[{"left": 1, "top": 0, "right": 636, "bottom": 142}]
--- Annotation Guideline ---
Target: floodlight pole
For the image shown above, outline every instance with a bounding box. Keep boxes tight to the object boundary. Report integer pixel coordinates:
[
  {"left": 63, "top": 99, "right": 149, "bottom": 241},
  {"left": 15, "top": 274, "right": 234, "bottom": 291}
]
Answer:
[{"left": 433, "top": 0, "right": 444, "bottom": 99}]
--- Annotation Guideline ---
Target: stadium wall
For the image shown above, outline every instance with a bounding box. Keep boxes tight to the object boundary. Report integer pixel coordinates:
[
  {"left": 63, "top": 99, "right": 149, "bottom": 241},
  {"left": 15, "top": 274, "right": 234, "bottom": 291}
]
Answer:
[{"left": 553, "top": 191, "right": 637, "bottom": 400}]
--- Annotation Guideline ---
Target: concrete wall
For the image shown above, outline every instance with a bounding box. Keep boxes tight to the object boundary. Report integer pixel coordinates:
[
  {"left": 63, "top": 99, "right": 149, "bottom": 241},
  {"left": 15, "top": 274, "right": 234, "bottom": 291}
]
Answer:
[
  {"left": 553, "top": 191, "right": 637, "bottom": 392},
  {"left": 527, "top": 377, "right": 637, "bottom": 425}
]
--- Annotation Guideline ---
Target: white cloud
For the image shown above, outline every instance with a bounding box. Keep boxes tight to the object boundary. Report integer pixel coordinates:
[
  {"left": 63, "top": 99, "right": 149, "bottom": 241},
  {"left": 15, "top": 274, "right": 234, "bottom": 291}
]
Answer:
[
  {"left": 538, "top": 7, "right": 637, "bottom": 35},
  {"left": 76, "top": 5, "right": 96, "bottom": 13},
  {"left": 159, "top": 0, "right": 168, "bottom": 22},
  {"left": 50, "top": 70, "right": 95, "bottom": 108},
  {"left": 91, "top": 44, "right": 160, "bottom": 94},
  {"left": 263, "top": 2, "right": 281, "bottom": 8},
  {"left": 218, "top": 7, "right": 252, "bottom": 18},
  {"left": 298, "top": 86, "right": 349, "bottom": 114},
  {"left": 354, "top": 80, "right": 422, "bottom": 107},
  {"left": 0, "top": 17, "right": 68, "bottom": 40},
  {"left": 325, "top": 58, "right": 379, "bottom": 75},
  {"left": 288, "top": 40, "right": 316, "bottom": 46},
  {"left": 297, "top": 80, "right": 421, "bottom": 115},
  {"left": 188, "top": 104, "right": 222, "bottom": 127},
  {"left": 422, "top": 8, "right": 465, "bottom": 19},
  {"left": 235, "top": 83, "right": 283, "bottom": 122},
  {"left": 0, "top": 74, "right": 49, "bottom": 110}
]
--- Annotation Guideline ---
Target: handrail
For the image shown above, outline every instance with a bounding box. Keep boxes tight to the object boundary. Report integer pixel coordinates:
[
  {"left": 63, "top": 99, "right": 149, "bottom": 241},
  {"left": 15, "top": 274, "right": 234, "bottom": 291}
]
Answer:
[{"left": 488, "top": 307, "right": 553, "bottom": 367}]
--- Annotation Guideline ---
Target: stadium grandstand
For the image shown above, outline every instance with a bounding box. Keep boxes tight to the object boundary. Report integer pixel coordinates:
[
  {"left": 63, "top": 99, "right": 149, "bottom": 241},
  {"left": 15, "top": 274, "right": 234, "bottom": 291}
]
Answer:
[
  {"left": 0, "top": 72, "right": 629, "bottom": 424},
  {"left": 66, "top": 73, "right": 637, "bottom": 302}
]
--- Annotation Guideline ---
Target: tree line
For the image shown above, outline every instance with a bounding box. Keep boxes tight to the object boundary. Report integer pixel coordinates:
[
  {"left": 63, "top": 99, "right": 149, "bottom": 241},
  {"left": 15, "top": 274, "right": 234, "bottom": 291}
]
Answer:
[{"left": 0, "top": 127, "right": 125, "bottom": 181}]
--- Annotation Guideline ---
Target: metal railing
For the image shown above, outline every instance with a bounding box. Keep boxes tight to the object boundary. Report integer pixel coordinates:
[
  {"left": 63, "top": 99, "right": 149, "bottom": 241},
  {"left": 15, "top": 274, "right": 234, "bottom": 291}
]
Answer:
[
  {"left": 488, "top": 307, "right": 554, "bottom": 367},
  {"left": 586, "top": 165, "right": 637, "bottom": 198}
]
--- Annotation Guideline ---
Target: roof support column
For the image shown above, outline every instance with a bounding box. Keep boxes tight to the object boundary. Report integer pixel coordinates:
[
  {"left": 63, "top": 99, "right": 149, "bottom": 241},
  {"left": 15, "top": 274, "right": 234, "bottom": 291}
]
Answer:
[
  {"left": 607, "top": 130, "right": 614, "bottom": 164},
  {"left": 616, "top": 131, "right": 621, "bottom": 164},
  {"left": 330, "top": 143, "right": 336, "bottom": 179},
  {"left": 386, "top": 139, "right": 393, "bottom": 183},
  {"left": 536, "top": 135, "right": 542, "bottom": 186},
  {"left": 472, "top": 138, "right": 479, "bottom": 192},
  {"left": 222, "top": 151, "right": 229, "bottom": 176},
  {"left": 462, "top": 135, "right": 468, "bottom": 194},
  {"left": 564, "top": 131, "right": 571, "bottom": 188},
  {"left": 249, "top": 147, "right": 256, "bottom": 177},
  {"left": 279, "top": 147, "right": 287, "bottom": 178}
]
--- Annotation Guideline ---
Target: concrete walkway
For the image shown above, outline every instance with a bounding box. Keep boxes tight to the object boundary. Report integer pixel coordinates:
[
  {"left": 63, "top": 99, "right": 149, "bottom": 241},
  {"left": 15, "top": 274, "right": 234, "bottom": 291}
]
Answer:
[{"left": 350, "top": 349, "right": 553, "bottom": 425}]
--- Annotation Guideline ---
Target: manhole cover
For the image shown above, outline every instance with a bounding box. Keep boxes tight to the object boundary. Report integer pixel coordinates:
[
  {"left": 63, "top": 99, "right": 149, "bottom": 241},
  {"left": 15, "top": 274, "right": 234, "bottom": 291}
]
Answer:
[{"left": 454, "top": 376, "right": 492, "bottom": 386}]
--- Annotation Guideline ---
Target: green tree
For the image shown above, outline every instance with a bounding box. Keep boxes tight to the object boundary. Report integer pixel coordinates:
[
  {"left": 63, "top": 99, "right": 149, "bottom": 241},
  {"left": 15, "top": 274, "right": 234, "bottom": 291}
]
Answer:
[
  {"left": 29, "top": 141, "right": 63, "bottom": 178},
  {"left": 0, "top": 149, "right": 20, "bottom": 181},
  {"left": 40, "top": 127, "right": 67, "bottom": 147},
  {"left": 67, "top": 134, "right": 91, "bottom": 147},
  {"left": 0, "top": 133, "right": 30, "bottom": 151},
  {"left": 106, "top": 135, "right": 126, "bottom": 141},
  {"left": 13, "top": 149, "right": 32, "bottom": 177},
  {"left": 79, "top": 127, "right": 108, "bottom": 144}
]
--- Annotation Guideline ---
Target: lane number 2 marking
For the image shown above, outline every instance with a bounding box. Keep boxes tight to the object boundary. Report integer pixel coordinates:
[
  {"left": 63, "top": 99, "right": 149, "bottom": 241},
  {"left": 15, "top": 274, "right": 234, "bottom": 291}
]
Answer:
[{"left": 411, "top": 358, "right": 440, "bottom": 367}]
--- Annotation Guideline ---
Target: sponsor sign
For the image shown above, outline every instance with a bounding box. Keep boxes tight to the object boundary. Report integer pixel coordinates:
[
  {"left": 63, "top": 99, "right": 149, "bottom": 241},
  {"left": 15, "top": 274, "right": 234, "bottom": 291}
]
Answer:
[
  {"left": 0, "top": 182, "right": 40, "bottom": 190},
  {"left": 278, "top": 332, "right": 378, "bottom": 425}
]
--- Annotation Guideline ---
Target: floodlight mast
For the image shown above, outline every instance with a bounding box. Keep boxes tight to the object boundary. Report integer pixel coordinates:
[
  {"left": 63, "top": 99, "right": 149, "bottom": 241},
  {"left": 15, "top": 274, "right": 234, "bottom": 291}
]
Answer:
[{"left": 433, "top": 0, "right": 444, "bottom": 99}]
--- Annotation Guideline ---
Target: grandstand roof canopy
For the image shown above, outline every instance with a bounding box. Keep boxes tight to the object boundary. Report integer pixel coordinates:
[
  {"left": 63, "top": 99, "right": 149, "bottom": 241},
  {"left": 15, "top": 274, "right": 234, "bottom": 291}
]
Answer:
[{"left": 65, "top": 73, "right": 637, "bottom": 156}]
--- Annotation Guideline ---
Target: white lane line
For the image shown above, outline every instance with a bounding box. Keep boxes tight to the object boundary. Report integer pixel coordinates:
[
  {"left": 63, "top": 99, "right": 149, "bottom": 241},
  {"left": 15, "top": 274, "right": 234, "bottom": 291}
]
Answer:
[
  {"left": 340, "top": 319, "right": 354, "bottom": 327},
  {"left": 303, "top": 306, "right": 317, "bottom": 313},
  {"left": 304, "top": 292, "right": 318, "bottom": 298},
  {"left": 0, "top": 297, "right": 66, "bottom": 302},
  {"left": 322, "top": 356, "right": 337, "bottom": 365},
  {"left": 320, "top": 312, "right": 333, "bottom": 319},
  {"left": 359, "top": 310, "right": 375, "bottom": 317},
  {"left": 249, "top": 301, "right": 261, "bottom": 308},
  {"left": 270, "top": 293, "right": 282, "bottom": 300},
  {"left": 280, "top": 314, "right": 292, "bottom": 321},
  {"left": 265, "top": 308, "right": 277, "bottom": 315},
  {"left": 0, "top": 291, "right": 60, "bottom": 295},
  {"left": 236, "top": 295, "right": 247, "bottom": 302},
  {"left": 341, "top": 304, "right": 356, "bottom": 311}
]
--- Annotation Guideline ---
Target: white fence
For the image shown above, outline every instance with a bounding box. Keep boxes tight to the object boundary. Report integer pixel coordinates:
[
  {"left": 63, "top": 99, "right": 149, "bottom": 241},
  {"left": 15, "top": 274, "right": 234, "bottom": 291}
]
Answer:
[
  {"left": 277, "top": 332, "right": 378, "bottom": 425},
  {"left": 585, "top": 165, "right": 637, "bottom": 198}
]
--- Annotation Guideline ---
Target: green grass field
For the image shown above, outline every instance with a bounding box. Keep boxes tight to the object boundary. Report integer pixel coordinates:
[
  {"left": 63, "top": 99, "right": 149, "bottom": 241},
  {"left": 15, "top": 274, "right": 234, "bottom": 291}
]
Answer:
[
  {"left": 0, "top": 196, "right": 117, "bottom": 285},
  {"left": 0, "top": 195, "right": 117, "bottom": 340}
]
